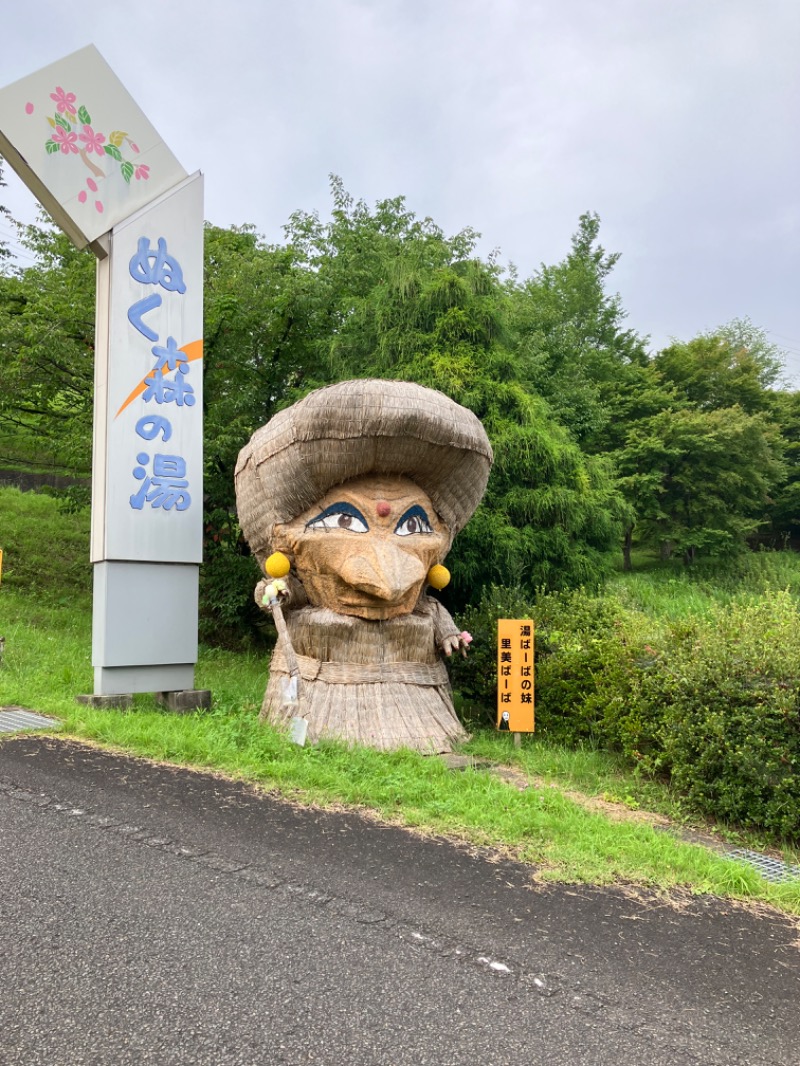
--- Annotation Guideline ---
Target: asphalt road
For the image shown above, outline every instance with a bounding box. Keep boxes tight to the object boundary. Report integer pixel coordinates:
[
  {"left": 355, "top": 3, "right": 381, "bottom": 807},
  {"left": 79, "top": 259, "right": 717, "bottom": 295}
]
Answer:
[{"left": 1, "top": 735, "right": 799, "bottom": 1066}]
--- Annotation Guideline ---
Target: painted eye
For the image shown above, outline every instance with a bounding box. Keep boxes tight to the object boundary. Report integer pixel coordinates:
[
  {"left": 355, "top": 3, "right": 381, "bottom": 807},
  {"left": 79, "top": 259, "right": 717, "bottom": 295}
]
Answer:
[
  {"left": 394, "top": 505, "right": 434, "bottom": 536},
  {"left": 306, "top": 502, "right": 369, "bottom": 533}
]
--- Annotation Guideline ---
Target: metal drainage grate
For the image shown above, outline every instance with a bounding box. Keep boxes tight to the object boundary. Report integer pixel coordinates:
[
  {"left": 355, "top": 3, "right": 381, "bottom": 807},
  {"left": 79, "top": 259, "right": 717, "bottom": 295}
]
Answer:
[
  {"left": 0, "top": 707, "right": 61, "bottom": 734},
  {"left": 725, "top": 848, "right": 800, "bottom": 884}
]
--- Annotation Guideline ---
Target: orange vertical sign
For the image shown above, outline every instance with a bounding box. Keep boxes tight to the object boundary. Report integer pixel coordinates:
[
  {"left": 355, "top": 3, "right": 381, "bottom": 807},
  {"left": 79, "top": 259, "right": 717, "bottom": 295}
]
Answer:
[{"left": 497, "top": 619, "right": 535, "bottom": 732}]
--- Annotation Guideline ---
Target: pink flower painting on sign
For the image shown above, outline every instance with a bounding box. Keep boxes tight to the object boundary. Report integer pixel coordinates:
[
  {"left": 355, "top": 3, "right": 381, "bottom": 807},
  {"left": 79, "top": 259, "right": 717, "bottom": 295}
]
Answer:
[
  {"left": 51, "top": 125, "right": 79, "bottom": 155},
  {"left": 50, "top": 86, "right": 77, "bottom": 115},
  {"left": 38, "top": 87, "right": 151, "bottom": 214},
  {"left": 78, "top": 124, "right": 106, "bottom": 156}
]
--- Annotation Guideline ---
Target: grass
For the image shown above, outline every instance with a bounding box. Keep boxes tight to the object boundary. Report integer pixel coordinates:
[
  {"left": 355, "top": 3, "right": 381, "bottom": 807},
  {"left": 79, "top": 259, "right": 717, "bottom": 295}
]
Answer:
[
  {"left": 609, "top": 549, "right": 800, "bottom": 621},
  {"left": 2, "top": 486, "right": 800, "bottom": 911},
  {"left": 466, "top": 731, "right": 681, "bottom": 817},
  {"left": 2, "top": 585, "right": 800, "bottom": 911},
  {"left": 0, "top": 487, "right": 92, "bottom": 603}
]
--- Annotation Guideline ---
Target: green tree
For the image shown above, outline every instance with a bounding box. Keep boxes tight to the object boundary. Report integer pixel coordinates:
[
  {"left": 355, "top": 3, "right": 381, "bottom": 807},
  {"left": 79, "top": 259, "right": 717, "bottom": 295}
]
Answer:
[
  {"left": 507, "top": 212, "right": 650, "bottom": 450},
  {"left": 285, "top": 176, "right": 481, "bottom": 379},
  {"left": 623, "top": 320, "right": 788, "bottom": 561},
  {"left": 0, "top": 158, "right": 12, "bottom": 267},
  {"left": 506, "top": 213, "right": 683, "bottom": 567},
  {"left": 761, "top": 388, "right": 800, "bottom": 545},
  {"left": 289, "top": 189, "right": 626, "bottom": 605},
  {"left": 0, "top": 221, "right": 95, "bottom": 473},
  {"left": 200, "top": 222, "right": 329, "bottom": 637},
  {"left": 654, "top": 320, "right": 784, "bottom": 415},
  {"left": 618, "top": 405, "right": 785, "bottom": 563},
  {"left": 202, "top": 222, "right": 324, "bottom": 512}
]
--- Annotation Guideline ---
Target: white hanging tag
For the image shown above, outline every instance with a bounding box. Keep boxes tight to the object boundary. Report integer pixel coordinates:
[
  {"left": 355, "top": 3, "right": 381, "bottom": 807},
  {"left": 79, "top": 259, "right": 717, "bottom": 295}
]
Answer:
[{"left": 288, "top": 717, "right": 308, "bottom": 746}]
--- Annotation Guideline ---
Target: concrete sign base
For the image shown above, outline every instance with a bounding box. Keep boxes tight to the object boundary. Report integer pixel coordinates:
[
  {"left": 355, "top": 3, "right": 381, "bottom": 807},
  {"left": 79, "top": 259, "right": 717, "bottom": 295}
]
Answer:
[
  {"left": 75, "top": 693, "right": 133, "bottom": 710},
  {"left": 91, "top": 561, "right": 199, "bottom": 695},
  {"left": 155, "top": 690, "right": 212, "bottom": 713}
]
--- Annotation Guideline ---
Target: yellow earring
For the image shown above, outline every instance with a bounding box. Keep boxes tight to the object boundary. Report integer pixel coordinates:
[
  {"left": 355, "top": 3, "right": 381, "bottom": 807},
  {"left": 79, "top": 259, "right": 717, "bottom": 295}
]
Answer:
[
  {"left": 427, "top": 564, "right": 451, "bottom": 590},
  {"left": 265, "top": 551, "right": 291, "bottom": 579}
]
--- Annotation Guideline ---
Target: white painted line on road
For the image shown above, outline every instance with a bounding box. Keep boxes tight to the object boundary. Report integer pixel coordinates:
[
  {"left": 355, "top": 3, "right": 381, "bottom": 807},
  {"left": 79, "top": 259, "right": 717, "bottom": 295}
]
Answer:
[{"left": 478, "top": 956, "right": 512, "bottom": 973}]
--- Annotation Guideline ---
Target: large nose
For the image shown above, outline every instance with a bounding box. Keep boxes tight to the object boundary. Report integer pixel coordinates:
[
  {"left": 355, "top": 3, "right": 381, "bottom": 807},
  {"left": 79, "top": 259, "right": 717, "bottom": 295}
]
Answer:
[{"left": 337, "top": 540, "right": 426, "bottom": 603}]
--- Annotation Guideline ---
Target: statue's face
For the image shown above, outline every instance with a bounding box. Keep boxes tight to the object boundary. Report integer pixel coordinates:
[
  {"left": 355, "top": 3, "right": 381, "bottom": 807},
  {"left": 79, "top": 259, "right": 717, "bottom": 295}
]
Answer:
[{"left": 273, "top": 474, "right": 449, "bottom": 620}]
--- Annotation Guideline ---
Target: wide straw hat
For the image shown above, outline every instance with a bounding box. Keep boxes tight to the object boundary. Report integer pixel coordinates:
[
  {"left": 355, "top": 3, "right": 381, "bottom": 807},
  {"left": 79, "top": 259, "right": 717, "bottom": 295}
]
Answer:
[{"left": 235, "top": 379, "right": 493, "bottom": 563}]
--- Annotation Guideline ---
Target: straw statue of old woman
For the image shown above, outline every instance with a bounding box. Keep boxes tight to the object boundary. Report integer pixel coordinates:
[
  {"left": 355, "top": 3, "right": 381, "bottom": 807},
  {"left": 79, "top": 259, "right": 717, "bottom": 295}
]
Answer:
[{"left": 234, "top": 380, "right": 493, "bottom": 753}]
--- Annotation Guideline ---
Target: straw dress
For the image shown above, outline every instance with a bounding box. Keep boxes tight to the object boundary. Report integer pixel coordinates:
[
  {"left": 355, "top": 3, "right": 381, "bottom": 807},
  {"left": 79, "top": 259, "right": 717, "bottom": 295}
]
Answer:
[{"left": 260, "top": 593, "right": 467, "bottom": 753}]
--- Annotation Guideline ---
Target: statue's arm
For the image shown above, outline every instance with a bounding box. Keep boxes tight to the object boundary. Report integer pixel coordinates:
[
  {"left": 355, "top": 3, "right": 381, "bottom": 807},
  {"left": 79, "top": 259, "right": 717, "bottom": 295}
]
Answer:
[{"left": 417, "top": 595, "right": 470, "bottom": 657}]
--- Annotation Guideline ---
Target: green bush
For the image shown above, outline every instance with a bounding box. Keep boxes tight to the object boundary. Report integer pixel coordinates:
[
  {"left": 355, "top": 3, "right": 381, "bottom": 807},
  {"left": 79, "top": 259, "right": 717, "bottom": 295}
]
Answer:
[
  {"left": 453, "top": 584, "right": 653, "bottom": 746},
  {"left": 653, "top": 593, "right": 800, "bottom": 838},
  {"left": 454, "top": 579, "right": 800, "bottom": 841},
  {"left": 528, "top": 589, "right": 643, "bottom": 746},
  {"left": 199, "top": 510, "right": 271, "bottom": 646}
]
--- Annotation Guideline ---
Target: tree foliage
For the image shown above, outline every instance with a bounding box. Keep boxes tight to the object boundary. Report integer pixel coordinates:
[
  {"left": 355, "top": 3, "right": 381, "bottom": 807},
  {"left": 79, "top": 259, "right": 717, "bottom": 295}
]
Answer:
[
  {"left": 612, "top": 320, "right": 789, "bottom": 563},
  {"left": 202, "top": 222, "right": 323, "bottom": 513},
  {"left": 0, "top": 158, "right": 12, "bottom": 267},
  {"left": 0, "top": 222, "right": 95, "bottom": 471},
  {"left": 654, "top": 321, "right": 784, "bottom": 415},
  {"left": 2, "top": 175, "right": 798, "bottom": 636},
  {"left": 618, "top": 406, "right": 784, "bottom": 563},
  {"left": 761, "top": 389, "right": 800, "bottom": 544},
  {"left": 282, "top": 186, "right": 625, "bottom": 606},
  {"left": 507, "top": 212, "right": 650, "bottom": 451}
]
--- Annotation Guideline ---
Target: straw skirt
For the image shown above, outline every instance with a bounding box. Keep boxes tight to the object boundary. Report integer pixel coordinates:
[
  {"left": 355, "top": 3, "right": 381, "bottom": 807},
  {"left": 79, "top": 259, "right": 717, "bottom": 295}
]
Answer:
[{"left": 260, "top": 604, "right": 468, "bottom": 753}]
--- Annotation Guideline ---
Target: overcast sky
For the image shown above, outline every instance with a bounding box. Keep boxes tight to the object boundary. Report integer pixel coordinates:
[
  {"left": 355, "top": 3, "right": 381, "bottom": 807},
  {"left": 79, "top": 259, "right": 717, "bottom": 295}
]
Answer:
[{"left": 2, "top": 0, "right": 799, "bottom": 380}]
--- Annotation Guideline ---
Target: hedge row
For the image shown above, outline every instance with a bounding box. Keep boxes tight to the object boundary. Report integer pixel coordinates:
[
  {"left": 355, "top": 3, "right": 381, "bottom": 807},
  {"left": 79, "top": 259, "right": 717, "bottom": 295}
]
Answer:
[{"left": 452, "top": 583, "right": 800, "bottom": 840}]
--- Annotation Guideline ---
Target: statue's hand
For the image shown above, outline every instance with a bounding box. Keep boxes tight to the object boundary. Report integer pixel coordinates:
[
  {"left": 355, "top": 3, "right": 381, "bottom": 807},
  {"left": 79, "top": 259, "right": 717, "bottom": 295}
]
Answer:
[
  {"left": 255, "top": 578, "right": 270, "bottom": 610},
  {"left": 255, "top": 577, "right": 289, "bottom": 609},
  {"left": 265, "top": 580, "right": 289, "bottom": 606},
  {"left": 441, "top": 634, "right": 461, "bottom": 658}
]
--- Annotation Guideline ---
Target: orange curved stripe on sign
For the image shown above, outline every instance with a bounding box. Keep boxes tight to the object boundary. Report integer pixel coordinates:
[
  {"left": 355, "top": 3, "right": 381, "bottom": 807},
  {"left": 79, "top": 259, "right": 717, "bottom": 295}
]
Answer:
[{"left": 115, "top": 339, "right": 204, "bottom": 418}]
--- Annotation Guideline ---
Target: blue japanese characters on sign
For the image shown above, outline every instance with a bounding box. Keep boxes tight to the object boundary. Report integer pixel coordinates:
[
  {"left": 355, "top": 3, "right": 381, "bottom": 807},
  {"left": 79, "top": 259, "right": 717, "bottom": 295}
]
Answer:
[{"left": 126, "top": 237, "right": 193, "bottom": 512}]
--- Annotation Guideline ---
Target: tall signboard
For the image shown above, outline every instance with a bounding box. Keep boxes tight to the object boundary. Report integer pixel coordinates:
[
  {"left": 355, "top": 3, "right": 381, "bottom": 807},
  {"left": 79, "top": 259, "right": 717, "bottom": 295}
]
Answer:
[{"left": 1, "top": 46, "right": 206, "bottom": 700}]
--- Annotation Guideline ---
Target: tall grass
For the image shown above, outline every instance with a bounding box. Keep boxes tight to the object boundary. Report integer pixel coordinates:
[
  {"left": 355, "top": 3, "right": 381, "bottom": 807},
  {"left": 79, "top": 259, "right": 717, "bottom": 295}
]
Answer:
[
  {"left": 0, "top": 487, "right": 92, "bottom": 603},
  {"left": 0, "top": 427, "right": 84, "bottom": 478},
  {"left": 609, "top": 551, "right": 800, "bottom": 621}
]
